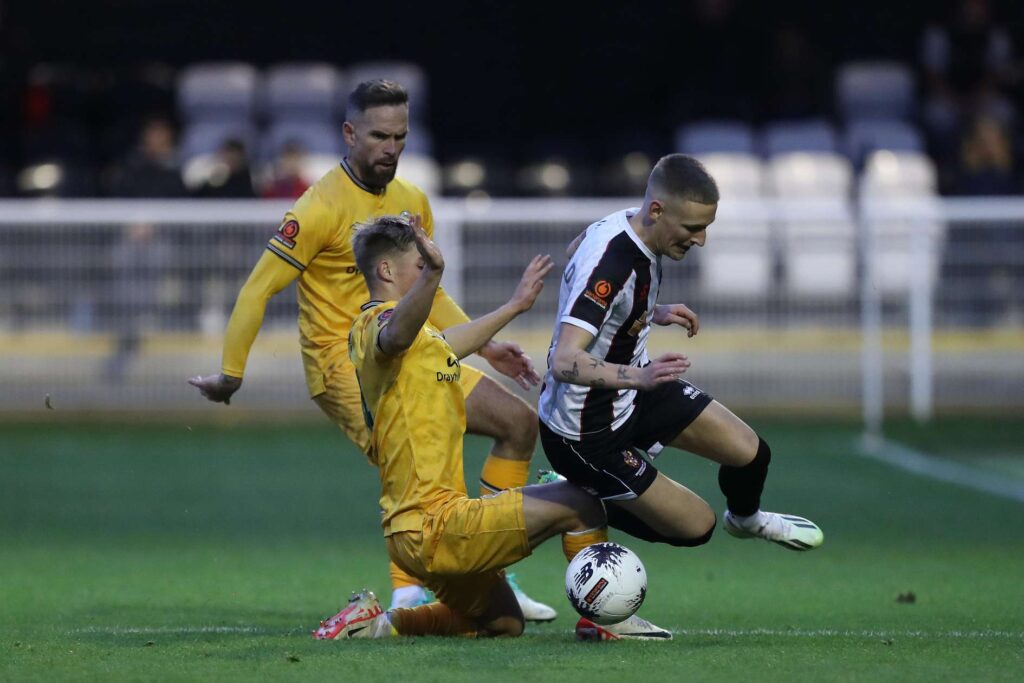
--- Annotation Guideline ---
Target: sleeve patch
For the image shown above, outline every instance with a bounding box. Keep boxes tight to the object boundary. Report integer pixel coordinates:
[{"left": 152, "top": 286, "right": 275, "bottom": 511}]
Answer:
[
  {"left": 376, "top": 308, "right": 395, "bottom": 327},
  {"left": 272, "top": 219, "right": 300, "bottom": 249},
  {"left": 583, "top": 279, "right": 614, "bottom": 310}
]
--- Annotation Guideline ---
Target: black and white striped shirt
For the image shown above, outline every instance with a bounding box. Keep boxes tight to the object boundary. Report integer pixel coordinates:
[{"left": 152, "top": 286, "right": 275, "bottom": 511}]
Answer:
[{"left": 539, "top": 208, "right": 661, "bottom": 439}]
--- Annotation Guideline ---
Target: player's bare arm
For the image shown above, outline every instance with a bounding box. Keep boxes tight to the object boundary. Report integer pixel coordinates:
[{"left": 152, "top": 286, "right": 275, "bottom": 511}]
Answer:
[
  {"left": 565, "top": 228, "right": 587, "bottom": 258},
  {"left": 652, "top": 303, "right": 700, "bottom": 337},
  {"left": 550, "top": 323, "right": 691, "bottom": 391},
  {"left": 444, "top": 255, "right": 553, "bottom": 359},
  {"left": 377, "top": 222, "right": 444, "bottom": 356}
]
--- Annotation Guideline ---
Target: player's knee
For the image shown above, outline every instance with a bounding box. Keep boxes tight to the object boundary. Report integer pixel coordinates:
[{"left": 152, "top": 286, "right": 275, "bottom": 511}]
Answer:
[
  {"left": 661, "top": 507, "right": 716, "bottom": 547},
  {"left": 668, "top": 517, "right": 716, "bottom": 547},
  {"left": 506, "top": 616, "right": 525, "bottom": 637},
  {"left": 559, "top": 483, "right": 606, "bottom": 533},
  {"left": 501, "top": 402, "right": 538, "bottom": 455},
  {"left": 579, "top": 495, "right": 607, "bottom": 532}
]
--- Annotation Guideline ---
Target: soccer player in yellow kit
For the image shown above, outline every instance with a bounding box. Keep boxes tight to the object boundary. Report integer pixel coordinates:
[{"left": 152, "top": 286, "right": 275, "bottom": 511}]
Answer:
[
  {"left": 189, "top": 80, "right": 554, "bottom": 618},
  {"left": 312, "top": 215, "right": 606, "bottom": 639}
]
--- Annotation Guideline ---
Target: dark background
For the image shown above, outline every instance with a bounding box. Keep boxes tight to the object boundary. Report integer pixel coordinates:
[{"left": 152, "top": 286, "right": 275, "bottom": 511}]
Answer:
[{"left": 1, "top": 0, "right": 1022, "bottom": 192}]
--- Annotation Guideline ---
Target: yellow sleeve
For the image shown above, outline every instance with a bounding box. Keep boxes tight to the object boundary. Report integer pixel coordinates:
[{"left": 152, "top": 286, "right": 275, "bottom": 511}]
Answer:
[
  {"left": 221, "top": 250, "right": 301, "bottom": 378},
  {"left": 420, "top": 197, "right": 471, "bottom": 330},
  {"left": 429, "top": 287, "right": 471, "bottom": 330},
  {"left": 222, "top": 191, "right": 335, "bottom": 377}
]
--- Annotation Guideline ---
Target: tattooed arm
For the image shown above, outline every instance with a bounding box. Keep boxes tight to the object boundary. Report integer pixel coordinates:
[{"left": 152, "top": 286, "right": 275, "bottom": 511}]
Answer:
[{"left": 550, "top": 323, "right": 692, "bottom": 392}]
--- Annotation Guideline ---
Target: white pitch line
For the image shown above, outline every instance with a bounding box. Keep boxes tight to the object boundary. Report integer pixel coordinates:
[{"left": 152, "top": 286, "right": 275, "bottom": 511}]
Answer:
[
  {"left": 858, "top": 435, "right": 1024, "bottom": 503},
  {"left": 71, "top": 626, "right": 285, "bottom": 635},
  {"left": 670, "top": 628, "right": 1024, "bottom": 640},
  {"left": 70, "top": 626, "right": 1024, "bottom": 640}
]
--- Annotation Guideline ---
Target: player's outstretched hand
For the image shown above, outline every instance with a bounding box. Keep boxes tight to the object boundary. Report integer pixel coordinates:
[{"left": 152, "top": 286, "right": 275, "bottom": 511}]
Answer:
[
  {"left": 653, "top": 303, "right": 700, "bottom": 337},
  {"left": 188, "top": 373, "right": 242, "bottom": 405},
  {"left": 509, "top": 255, "right": 554, "bottom": 314},
  {"left": 480, "top": 341, "right": 542, "bottom": 389},
  {"left": 409, "top": 215, "right": 444, "bottom": 272},
  {"left": 636, "top": 353, "right": 690, "bottom": 391}
]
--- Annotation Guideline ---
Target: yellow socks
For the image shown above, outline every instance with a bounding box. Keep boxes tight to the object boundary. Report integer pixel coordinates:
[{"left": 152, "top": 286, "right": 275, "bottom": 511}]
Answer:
[
  {"left": 479, "top": 454, "right": 530, "bottom": 496},
  {"left": 389, "top": 602, "right": 478, "bottom": 637},
  {"left": 562, "top": 526, "right": 609, "bottom": 562}
]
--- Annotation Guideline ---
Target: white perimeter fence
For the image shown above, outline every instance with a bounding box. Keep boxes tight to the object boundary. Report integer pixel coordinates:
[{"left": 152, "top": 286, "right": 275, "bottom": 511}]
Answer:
[{"left": 0, "top": 198, "right": 1022, "bottom": 425}]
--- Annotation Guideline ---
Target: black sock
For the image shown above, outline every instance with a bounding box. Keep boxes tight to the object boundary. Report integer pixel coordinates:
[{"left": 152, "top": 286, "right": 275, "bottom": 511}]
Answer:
[{"left": 718, "top": 437, "right": 771, "bottom": 517}]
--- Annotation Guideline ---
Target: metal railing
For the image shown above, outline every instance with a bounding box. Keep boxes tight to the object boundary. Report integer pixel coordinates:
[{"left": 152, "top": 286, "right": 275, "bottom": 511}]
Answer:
[{"left": 1, "top": 197, "right": 1021, "bottom": 420}]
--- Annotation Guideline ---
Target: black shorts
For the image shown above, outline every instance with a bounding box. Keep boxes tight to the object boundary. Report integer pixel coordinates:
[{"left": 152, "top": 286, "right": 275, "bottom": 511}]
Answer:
[{"left": 539, "top": 380, "right": 713, "bottom": 500}]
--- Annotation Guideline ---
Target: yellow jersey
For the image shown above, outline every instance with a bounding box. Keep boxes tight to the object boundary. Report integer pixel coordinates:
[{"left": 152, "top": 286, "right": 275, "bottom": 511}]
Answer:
[
  {"left": 349, "top": 300, "right": 468, "bottom": 535},
  {"left": 221, "top": 159, "right": 470, "bottom": 394}
]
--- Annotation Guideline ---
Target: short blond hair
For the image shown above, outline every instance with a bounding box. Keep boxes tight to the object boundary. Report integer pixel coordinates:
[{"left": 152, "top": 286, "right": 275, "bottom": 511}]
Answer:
[
  {"left": 649, "top": 154, "right": 719, "bottom": 203},
  {"left": 351, "top": 215, "right": 416, "bottom": 282}
]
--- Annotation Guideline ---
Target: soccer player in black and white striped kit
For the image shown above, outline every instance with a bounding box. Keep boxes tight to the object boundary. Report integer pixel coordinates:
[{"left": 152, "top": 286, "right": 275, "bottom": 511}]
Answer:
[{"left": 538, "top": 154, "right": 823, "bottom": 641}]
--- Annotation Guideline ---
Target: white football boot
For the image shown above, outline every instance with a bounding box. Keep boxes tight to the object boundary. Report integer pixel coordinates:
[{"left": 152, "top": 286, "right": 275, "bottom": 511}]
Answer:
[
  {"left": 723, "top": 510, "right": 824, "bottom": 551},
  {"left": 313, "top": 590, "right": 394, "bottom": 640},
  {"left": 575, "top": 614, "right": 673, "bottom": 641},
  {"left": 507, "top": 572, "right": 558, "bottom": 622}
]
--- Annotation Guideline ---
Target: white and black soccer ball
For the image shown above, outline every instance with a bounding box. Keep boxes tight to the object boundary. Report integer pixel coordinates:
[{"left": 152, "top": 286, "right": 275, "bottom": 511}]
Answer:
[{"left": 565, "top": 542, "right": 647, "bottom": 625}]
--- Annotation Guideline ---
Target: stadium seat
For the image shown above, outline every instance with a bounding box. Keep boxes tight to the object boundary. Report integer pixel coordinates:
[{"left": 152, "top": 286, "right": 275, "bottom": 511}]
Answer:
[
  {"left": 859, "top": 150, "right": 937, "bottom": 197},
  {"left": 861, "top": 161, "right": 943, "bottom": 296},
  {"left": 767, "top": 152, "right": 853, "bottom": 197},
  {"left": 259, "top": 121, "right": 344, "bottom": 164},
  {"left": 760, "top": 119, "right": 838, "bottom": 157},
  {"left": 844, "top": 120, "right": 925, "bottom": 166},
  {"left": 695, "top": 153, "right": 764, "bottom": 197},
  {"left": 699, "top": 220, "right": 773, "bottom": 298},
  {"left": 346, "top": 61, "right": 429, "bottom": 120},
  {"left": 264, "top": 63, "right": 345, "bottom": 122},
  {"left": 836, "top": 61, "right": 915, "bottom": 122},
  {"left": 179, "top": 121, "right": 258, "bottom": 164},
  {"left": 674, "top": 121, "right": 756, "bottom": 156},
  {"left": 778, "top": 200, "right": 858, "bottom": 297},
  {"left": 177, "top": 62, "right": 259, "bottom": 123}
]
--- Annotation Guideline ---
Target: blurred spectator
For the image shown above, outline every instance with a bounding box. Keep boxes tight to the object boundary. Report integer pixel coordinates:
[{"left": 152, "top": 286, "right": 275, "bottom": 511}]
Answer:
[
  {"left": 261, "top": 141, "right": 310, "bottom": 199},
  {"left": 108, "top": 117, "right": 188, "bottom": 197},
  {"left": 195, "top": 138, "right": 256, "bottom": 198},
  {"left": 920, "top": 0, "right": 1015, "bottom": 166},
  {"left": 954, "top": 115, "right": 1018, "bottom": 195},
  {"left": 944, "top": 114, "right": 1022, "bottom": 325}
]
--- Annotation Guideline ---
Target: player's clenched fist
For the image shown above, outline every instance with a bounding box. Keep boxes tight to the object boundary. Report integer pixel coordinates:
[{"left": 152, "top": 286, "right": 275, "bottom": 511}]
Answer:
[{"left": 188, "top": 373, "right": 242, "bottom": 404}]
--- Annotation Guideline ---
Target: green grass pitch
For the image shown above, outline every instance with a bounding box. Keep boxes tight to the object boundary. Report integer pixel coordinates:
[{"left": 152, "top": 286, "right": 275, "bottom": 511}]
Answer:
[{"left": 2, "top": 418, "right": 1023, "bottom": 682}]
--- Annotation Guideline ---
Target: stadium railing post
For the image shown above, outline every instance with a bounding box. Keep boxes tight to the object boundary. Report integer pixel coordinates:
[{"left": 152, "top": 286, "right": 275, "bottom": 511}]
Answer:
[{"left": 859, "top": 197, "right": 885, "bottom": 445}]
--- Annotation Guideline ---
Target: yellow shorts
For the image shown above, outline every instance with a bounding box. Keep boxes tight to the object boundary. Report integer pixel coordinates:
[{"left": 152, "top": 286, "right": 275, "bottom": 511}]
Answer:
[
  {"left": 307, "top": 344, "right": 485, "bottom": 455},
  {"left": 385, "top": 489, "right": 531, "bottom": 618}
]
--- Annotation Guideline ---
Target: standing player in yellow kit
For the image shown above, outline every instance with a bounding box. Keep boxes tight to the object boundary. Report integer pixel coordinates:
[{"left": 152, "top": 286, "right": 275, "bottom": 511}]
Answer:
[{"left": 189, "top": 80, "right": 555, "bottom": 619}]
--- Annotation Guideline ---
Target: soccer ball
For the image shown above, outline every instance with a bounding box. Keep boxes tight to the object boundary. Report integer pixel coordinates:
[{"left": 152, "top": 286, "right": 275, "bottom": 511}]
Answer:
[{"left": 565, "top": 542, "right": 647, "bottom": 625}]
